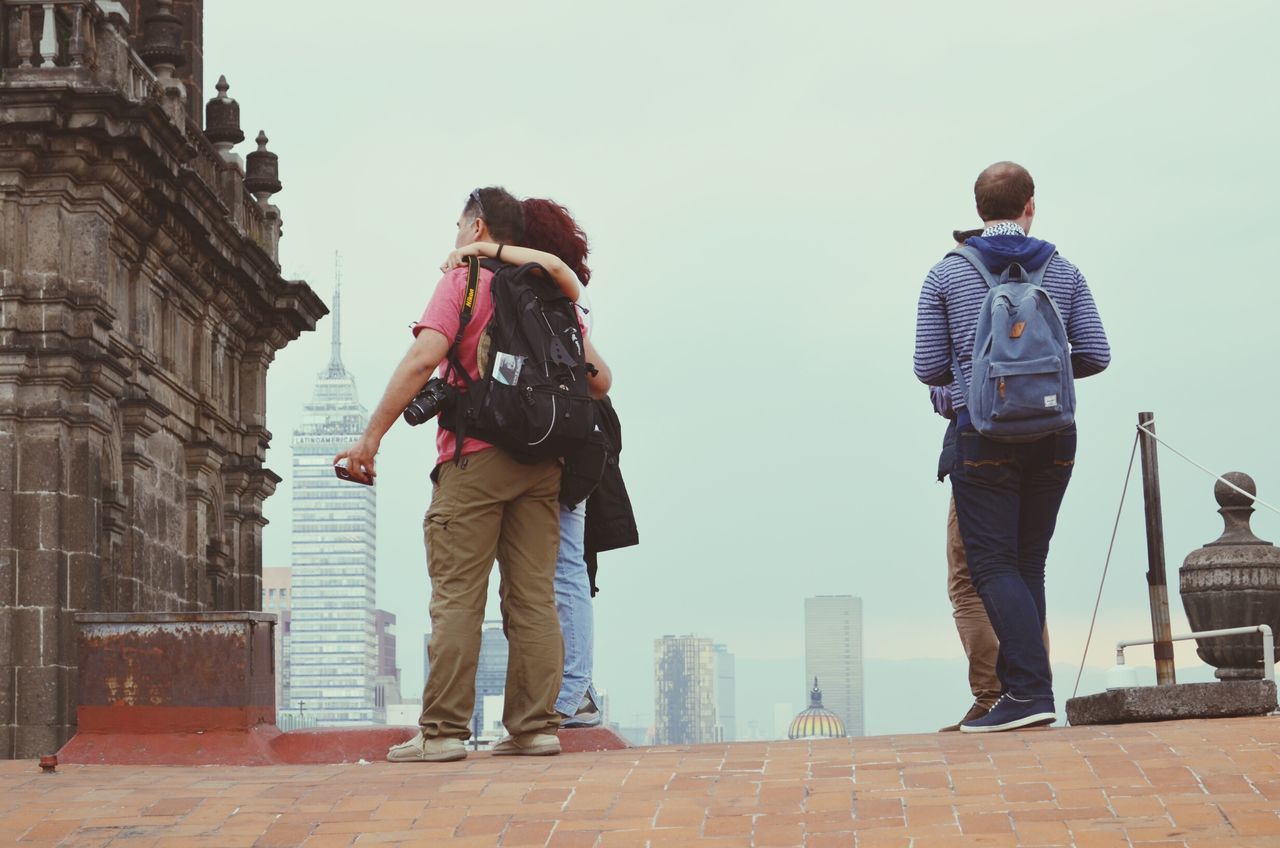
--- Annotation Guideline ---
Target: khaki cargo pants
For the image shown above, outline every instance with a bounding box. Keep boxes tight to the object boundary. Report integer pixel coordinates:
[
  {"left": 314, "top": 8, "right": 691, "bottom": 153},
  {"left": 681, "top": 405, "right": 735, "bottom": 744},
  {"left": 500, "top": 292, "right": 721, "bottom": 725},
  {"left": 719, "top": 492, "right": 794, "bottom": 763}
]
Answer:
[{"left": 419, "top": 448, "right": 563, "bottom": 740}]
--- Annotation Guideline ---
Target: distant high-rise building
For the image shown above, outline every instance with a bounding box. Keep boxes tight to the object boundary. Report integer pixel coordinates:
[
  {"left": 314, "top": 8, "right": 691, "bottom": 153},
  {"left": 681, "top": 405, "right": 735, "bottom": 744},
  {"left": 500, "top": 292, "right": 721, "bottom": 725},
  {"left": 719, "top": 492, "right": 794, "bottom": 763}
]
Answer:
[
  {"left": 262, "top": 567, "right": 293, "bottom": 710},
  {"left": 772, "top": 702, "right": 796, "bottom": 740},
  {"left": 287, "top": 260, "right": 381, "bottom": 725},
  {"left": 713, "top": 643, "right": 736, "bottom": 742},
  {"left": 654, "top": 635, "right": 717, "bottom": 745},
  {"left": 804, "top": 595, "right": 864, "bottom": 736},
  {"left": 474, "top": 622, "right": 509, "bottom": 736},
  {"left": 374, "top": 610, "right": 403, "bottom": 710}
]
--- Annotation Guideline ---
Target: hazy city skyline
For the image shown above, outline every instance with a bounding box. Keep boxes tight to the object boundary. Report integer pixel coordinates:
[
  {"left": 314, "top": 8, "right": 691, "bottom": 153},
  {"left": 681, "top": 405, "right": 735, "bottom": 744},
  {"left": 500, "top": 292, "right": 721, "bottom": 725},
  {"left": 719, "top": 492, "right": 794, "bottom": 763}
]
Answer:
[{"left": 215, "top": 1, "right": 1280, "bottom": 735}]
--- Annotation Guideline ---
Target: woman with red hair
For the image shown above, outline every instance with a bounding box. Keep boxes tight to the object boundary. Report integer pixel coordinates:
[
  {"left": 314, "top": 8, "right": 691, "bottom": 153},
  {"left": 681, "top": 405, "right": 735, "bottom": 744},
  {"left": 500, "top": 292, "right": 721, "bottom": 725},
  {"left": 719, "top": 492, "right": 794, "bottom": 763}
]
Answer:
[{"left": 443, "top": 197, "right": 634, "bottom": 730}]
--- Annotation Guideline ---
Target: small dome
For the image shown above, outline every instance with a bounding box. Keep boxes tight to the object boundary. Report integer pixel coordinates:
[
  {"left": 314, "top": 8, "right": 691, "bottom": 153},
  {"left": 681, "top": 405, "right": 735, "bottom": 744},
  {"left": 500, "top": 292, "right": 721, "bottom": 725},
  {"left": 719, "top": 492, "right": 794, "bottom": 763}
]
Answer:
[{"left": 788, "top": 678, "right": 846, "bottom": 740}]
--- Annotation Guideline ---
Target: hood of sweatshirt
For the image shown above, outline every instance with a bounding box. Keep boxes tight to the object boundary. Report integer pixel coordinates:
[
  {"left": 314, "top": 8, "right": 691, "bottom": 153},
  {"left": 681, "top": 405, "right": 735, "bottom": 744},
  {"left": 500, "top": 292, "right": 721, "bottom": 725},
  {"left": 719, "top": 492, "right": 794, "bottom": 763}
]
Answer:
[{"left": 963, "top": 235, "right": 1057, "bottom": 274}]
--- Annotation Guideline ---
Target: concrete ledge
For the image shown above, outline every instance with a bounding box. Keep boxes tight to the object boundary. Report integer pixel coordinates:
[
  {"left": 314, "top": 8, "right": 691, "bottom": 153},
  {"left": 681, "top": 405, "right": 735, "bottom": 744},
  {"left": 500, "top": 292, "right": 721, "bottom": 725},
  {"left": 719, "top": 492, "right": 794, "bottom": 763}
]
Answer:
[
  {"left": 271, "top": 727, "right": 419, "bottom": 764},
  {"left": 57, "top": 726, "right": 283, "bottom": 766},
  {"left": 559, "top": 726, "right": 630, "bottom": 753},
  {"left": 1067, "top": 680, "right": 1277, "bottom": 726},
  {"left": 57, "top": 725, "right": 630, "bottom": 766}
]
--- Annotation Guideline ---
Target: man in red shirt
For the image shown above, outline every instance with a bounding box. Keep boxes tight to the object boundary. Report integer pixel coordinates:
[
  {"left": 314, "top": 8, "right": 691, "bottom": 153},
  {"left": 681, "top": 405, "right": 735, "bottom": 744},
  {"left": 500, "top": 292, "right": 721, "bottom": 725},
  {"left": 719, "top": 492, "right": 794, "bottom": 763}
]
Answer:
[{"left": 336, "top": 187, "right": 564, "bottom": 762}]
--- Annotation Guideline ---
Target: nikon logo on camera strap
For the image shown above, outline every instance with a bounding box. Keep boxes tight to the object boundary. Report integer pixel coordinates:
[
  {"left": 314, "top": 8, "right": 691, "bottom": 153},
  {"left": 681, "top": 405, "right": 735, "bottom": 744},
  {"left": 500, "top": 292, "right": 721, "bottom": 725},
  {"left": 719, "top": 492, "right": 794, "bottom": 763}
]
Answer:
[{"left": 462, "top": 258, "right": 479, "bottom": 312}]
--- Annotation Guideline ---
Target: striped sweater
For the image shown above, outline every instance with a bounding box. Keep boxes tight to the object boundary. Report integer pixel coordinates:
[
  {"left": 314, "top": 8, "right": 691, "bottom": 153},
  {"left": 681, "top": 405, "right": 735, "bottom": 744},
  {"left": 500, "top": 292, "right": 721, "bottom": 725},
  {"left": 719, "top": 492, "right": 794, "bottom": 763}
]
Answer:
[{"left": 914, "top": 248, "right": 1110, "bottom": 412}]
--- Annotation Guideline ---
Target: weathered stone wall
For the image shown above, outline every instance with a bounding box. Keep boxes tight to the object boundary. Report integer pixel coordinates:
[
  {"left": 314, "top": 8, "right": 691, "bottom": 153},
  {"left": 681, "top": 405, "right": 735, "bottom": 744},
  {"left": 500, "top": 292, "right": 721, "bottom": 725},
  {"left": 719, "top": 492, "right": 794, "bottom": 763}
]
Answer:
[{"left": 0, "top": 2, "right": 324, "bottom": 758}]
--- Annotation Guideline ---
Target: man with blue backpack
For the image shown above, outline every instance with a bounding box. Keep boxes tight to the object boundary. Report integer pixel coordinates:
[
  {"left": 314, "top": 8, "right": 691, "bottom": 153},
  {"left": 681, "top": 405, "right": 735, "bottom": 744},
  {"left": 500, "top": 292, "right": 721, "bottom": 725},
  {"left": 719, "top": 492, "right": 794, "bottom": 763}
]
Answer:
[{"left": 914, "top": 162, "right": 1110, "bottom": 732}]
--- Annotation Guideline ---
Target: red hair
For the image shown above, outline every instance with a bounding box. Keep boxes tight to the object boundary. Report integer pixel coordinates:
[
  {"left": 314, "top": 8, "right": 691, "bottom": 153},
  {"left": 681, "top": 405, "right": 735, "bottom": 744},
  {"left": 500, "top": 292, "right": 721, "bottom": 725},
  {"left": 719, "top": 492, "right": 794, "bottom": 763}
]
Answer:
[{"left": 521, "top": 198, "right": 592, "bottom": 286}]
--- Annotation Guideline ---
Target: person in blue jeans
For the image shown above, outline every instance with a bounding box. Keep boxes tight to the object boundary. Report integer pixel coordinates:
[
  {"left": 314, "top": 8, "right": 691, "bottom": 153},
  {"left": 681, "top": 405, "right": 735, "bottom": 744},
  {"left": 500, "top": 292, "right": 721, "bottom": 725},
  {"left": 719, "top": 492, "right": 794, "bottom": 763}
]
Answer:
[
  {"left": 444, "top": 196, "right": 620, "bottom": 728},
  {"left": 554, "top": 501, "right": 602, "bottom": 725},
  {"left": 914, "top": 162, "right": 1110, "bottom": 732}
]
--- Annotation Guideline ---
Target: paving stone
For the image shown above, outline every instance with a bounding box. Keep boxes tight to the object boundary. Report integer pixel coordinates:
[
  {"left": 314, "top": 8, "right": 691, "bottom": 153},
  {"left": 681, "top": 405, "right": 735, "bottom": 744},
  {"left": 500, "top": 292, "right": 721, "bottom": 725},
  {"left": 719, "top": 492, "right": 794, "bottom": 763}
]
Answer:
[{"left": 0, "top": 718, "right": 1276, "bottom": 845}]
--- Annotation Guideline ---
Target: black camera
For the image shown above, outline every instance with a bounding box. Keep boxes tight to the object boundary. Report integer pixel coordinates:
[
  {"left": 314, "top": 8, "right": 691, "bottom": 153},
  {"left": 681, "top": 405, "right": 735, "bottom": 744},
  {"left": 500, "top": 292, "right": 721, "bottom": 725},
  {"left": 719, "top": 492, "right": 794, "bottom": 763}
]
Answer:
[{"left": 403, "top": 377, "right": 454, "bottom": 426}]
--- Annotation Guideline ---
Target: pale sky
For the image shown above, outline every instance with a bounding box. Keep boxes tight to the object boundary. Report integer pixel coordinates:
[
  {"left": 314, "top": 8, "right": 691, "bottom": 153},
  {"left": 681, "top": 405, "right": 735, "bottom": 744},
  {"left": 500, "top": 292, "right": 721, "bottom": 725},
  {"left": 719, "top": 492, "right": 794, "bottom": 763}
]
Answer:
[{"left": 206, "top": 0, "right": 1280, "bottom": 736}]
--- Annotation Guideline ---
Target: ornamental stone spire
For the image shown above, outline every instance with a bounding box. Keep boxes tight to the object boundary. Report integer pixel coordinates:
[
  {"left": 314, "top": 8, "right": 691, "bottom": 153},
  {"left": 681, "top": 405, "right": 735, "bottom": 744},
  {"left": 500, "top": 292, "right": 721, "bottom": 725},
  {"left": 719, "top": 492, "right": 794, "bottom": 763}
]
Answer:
[{"left": 205, "top": 75, "right": 245, "bottom": 166}]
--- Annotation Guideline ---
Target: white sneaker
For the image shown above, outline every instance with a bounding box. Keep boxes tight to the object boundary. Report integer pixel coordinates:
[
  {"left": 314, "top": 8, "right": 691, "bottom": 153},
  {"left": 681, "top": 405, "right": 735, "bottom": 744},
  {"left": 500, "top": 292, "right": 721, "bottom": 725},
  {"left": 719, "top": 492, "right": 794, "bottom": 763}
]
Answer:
[
  {"left": 386, "top": 732, "right": 466, "bottom": 763},
  {"left": 492, "top": 732, "right": 561, "bottom": 756}
]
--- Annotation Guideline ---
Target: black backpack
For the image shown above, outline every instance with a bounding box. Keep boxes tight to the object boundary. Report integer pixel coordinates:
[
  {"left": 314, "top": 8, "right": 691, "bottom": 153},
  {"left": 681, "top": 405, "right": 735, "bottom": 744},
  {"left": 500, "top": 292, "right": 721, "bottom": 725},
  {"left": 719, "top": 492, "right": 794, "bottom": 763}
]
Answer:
[{"left": 440, "top": 256, "right": 597, "bottom": 465}]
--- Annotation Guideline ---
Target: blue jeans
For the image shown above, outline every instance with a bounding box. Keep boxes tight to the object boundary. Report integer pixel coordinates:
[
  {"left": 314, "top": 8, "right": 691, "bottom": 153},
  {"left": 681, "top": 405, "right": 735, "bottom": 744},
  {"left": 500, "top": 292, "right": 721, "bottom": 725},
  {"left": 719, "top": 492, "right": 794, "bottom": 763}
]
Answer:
[
  {"left": 554, "top": 503, "right": 598, "bottom": 716},
  {"left": 950, "top": 425, "right": 1076, "bottom": 701}
]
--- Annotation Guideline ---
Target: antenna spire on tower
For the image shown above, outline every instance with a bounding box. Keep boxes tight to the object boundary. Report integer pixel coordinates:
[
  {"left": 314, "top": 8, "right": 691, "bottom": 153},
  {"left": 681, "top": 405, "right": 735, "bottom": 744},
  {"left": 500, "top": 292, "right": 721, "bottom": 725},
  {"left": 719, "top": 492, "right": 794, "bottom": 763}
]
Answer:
[{"left": 328, "top": 251, "right": 343, "bottom": 375}]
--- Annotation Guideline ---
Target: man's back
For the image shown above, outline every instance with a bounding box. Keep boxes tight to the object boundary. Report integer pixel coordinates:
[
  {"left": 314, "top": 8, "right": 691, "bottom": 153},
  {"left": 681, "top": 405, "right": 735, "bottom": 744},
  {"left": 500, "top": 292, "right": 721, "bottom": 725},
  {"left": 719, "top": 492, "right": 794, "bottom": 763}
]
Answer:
[{"left": 914, "top": 240, "right": 1110, "bottom": 415}]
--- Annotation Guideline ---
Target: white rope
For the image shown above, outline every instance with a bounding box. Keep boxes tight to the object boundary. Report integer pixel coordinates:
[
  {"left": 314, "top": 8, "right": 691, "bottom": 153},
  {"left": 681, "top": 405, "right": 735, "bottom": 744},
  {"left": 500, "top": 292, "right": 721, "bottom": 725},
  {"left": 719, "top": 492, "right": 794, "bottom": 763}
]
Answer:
[
  {"left": 1136, "top": 420, "right": 1280, "bottom": 517},
  {"left": 1072, "top": 431, "right": 1140, "bottom": 700}
]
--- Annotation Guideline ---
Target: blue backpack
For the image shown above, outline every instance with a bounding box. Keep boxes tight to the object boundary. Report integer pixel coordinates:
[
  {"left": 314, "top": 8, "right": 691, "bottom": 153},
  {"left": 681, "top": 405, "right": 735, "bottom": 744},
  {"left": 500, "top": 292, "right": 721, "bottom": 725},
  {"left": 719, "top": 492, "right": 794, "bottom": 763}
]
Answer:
[{"left": 950, "top": 245, "right": 1075, "bottom": 442}]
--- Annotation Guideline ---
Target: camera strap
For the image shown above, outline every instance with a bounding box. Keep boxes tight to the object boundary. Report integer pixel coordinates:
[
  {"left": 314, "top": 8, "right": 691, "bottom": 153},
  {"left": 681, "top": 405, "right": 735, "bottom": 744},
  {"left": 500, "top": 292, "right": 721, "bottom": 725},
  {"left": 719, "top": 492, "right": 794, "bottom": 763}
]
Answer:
[
  {"left": 444, "top": 255, "right": 481, "bottom": 381},
  {"left": 445, "top": 255, "right": 483, "bottom": 465}
]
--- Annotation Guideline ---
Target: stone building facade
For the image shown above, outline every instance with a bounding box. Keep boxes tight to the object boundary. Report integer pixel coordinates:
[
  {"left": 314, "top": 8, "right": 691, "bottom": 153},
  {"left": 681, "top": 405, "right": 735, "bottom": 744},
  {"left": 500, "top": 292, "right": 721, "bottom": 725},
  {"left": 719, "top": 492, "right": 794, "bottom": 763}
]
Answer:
[{"left": 0, "top": 0, "right": 326, "bottom": 758}]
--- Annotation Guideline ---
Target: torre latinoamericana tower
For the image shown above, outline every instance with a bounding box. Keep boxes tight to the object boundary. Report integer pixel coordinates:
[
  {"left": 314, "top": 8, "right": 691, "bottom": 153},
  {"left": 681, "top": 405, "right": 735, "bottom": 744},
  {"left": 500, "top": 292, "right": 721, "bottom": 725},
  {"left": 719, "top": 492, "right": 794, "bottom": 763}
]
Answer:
[{"left": 287, "top": 266, "right": 382, "bottom": 724}]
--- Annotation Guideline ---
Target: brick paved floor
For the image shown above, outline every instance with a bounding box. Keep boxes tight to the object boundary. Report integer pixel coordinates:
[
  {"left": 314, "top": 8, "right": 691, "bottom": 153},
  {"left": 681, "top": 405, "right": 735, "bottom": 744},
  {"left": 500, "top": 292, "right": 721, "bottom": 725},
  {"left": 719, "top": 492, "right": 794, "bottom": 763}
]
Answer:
[{"left": 1, "top": 717, "right": 1278, "bottom": 847}]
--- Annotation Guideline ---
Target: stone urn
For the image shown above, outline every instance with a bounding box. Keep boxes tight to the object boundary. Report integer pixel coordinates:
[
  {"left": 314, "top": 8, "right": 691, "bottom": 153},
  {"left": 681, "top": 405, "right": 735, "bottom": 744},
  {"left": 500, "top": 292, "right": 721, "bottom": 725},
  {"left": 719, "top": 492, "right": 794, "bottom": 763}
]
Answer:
[{"left": 1180, "top": 472, "right": 1280, "bottom": 679}]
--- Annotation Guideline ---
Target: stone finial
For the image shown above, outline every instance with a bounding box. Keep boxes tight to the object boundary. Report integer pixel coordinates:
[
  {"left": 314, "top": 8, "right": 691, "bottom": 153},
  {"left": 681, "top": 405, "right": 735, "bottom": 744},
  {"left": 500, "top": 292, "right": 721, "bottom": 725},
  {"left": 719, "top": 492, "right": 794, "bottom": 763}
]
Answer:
[
  {"left": 139, "top": 0, "right": 185, "bottom": 75},
  {"left": 1210, "top": 472, "right": 1268, "bottom": 547},
  {"left": 244, "top": 131, "right": 282, "bottom": 201},
  {"left": 1181, "top": 471, "right": 1280, "bottom": 681},
  {"left": 205, "top": 75, "right": 245, "bottom": 150}
]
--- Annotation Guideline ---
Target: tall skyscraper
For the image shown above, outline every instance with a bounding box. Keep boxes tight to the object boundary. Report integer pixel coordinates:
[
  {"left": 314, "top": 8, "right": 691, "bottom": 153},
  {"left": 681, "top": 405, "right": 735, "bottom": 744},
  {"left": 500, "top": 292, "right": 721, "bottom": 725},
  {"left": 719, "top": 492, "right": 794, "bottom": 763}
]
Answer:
[
  {"left": 287, "top": 260, "right": 381, "bottom": 725},
  {"left": 804, "top": 595, "right": 865, "bottom": 737},
  {"left": 654, "top": 635, "right": 717, "bottom": 745},
  {"left": 262, "top": 567, "right": 293, "bottom": 711},
  {"left": 713, "top": 643, "right": 736, "bottom": 742}
]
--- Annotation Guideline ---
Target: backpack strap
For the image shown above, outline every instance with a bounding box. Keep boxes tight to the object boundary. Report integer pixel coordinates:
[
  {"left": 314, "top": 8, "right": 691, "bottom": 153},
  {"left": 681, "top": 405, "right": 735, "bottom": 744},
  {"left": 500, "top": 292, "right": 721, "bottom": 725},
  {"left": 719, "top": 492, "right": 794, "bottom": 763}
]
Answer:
[
  {"left": 948, "top": 245, "right": 999, "bottom": 290},
  {"left": 945, "top": 247, "right": 991, "bottom": 404}
]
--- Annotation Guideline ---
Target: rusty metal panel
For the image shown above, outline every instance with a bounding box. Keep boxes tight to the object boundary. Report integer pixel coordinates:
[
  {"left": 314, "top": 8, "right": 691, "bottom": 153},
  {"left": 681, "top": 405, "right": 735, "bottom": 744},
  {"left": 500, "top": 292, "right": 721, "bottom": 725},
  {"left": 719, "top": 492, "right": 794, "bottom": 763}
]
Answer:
[{"left": 75, "top": 612, "right": 276, "bottom": 732}]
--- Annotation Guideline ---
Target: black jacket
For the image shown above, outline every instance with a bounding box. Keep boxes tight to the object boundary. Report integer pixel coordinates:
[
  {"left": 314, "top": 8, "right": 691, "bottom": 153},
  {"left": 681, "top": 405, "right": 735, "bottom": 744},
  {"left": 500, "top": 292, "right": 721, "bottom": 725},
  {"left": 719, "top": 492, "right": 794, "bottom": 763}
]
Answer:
[{"left": 583, "top": 396, "right": 639, "bottom": 595}]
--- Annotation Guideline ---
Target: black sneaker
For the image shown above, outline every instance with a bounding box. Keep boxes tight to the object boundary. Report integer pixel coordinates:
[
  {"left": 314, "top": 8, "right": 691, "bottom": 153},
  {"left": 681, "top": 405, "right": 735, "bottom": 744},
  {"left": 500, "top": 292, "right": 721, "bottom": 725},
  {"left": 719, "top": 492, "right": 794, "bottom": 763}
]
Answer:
[{"left": 960, "top": 693, "right": 1056, "bottom": 733}]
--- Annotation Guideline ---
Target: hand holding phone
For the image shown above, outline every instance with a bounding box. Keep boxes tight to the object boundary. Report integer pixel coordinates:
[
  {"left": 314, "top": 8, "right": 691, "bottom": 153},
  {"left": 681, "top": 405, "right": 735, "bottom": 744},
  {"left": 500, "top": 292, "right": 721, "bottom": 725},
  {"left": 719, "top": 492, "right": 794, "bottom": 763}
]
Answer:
[{"left": 334, "top": 457, "right": 373, "bottom": 486}]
